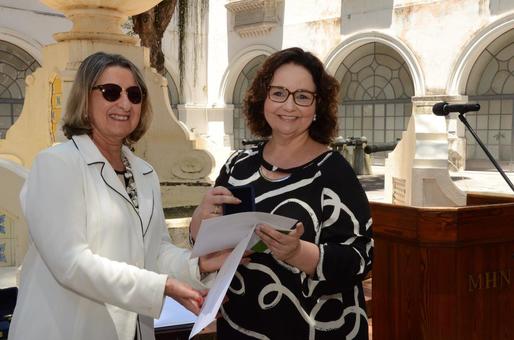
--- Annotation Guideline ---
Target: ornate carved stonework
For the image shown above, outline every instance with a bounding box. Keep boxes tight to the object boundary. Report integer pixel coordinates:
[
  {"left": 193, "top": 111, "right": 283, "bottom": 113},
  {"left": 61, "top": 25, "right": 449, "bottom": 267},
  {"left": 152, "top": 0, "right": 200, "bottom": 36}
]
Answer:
[
  {"left": 225, "top": 0, "right": 278, "bottom": 38},
  {"left": 0, "top": 0, "right": 214, "bottom": 209},
  {"left": 41, "top": 0, "right": 162, "bottom": 43},
  {"left": 171, "top": 152, "right": 212, "bottom": 180}
]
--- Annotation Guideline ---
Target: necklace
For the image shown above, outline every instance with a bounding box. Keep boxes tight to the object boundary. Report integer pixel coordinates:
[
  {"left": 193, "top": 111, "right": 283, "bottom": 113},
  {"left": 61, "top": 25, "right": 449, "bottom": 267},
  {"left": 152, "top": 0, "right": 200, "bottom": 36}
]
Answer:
[
  {"left": 121, "top": 154, "right": 139, "bottom": 211},
  {"left": 258, "top": 143, "right": 317, "bottom": 174},
  {"left": 258, "top": 166, "right": 291, "bottom": 182}
]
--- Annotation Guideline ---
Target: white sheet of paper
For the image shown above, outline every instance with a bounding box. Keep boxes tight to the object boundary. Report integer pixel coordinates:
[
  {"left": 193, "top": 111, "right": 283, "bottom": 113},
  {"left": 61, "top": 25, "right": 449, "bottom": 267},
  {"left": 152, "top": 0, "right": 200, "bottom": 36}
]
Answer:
[
  {"left": 188, "top": 230, "right": 253, "bottom": 339},
  {"left": 190, "top": 211, "right": 297, "bottom": 258}
]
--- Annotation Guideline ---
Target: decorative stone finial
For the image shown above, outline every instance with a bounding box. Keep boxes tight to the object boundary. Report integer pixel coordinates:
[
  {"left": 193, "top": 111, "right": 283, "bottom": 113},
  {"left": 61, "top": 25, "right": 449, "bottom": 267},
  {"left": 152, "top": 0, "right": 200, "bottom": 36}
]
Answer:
[{"left": 40, "top": 0, "right": 163, "bottom": 43}]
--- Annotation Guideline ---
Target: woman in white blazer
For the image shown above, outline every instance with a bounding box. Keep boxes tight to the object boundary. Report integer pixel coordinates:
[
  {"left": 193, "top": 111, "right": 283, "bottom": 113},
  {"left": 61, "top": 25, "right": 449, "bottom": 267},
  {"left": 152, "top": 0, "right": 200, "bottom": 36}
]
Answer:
[{"left": 9, "top": 52, "right": 231, "bottom": 340}]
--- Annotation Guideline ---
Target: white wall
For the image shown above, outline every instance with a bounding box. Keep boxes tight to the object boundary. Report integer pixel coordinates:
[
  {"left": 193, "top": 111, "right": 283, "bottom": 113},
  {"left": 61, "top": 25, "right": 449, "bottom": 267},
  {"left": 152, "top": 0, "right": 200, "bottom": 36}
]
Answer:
[{"left": 0, "top": 0, "right": 71, "bottom": 57}]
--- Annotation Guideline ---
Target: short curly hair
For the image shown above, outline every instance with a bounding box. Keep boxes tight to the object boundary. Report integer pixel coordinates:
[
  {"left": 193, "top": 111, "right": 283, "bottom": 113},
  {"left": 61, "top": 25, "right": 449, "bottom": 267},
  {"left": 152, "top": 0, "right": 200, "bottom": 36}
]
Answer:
[
  {"left": 244, "top": 47, "right": 339, "bottom": 145},
  {"left": 62, "top": 52, "right": 152, "bottom": 146}
]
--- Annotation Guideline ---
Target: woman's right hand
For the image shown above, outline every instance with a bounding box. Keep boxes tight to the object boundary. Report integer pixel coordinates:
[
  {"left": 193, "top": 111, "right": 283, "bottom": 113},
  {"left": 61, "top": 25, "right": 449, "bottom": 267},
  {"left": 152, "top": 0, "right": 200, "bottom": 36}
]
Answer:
[
  {"left": 197, "top": 186, "right": 241, "bottom": 220},
  {"left": 164, "top": 277, "right": 208, "bottom": 315},
  {"left": 199, "top": 249, "right": 232, "bottom": 273},
  {"left": 199, "top": 249, "right": 252, "bottom": 274},
  {"left": 190, "top": 186, "right": 241, "bottom": 239}
]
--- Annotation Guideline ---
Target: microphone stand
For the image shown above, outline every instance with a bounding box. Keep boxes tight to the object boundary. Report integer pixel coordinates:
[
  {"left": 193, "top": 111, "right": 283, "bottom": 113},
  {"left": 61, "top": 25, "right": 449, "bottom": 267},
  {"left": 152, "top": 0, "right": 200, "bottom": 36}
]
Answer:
[{"left": 457, "top": 112, "right": 514, "bottom": 192}]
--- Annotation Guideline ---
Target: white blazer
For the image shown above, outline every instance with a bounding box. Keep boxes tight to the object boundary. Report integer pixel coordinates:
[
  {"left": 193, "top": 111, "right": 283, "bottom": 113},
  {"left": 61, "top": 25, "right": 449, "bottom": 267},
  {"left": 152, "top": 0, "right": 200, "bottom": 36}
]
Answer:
[{"left": 9, "top": 135, "right": 206, "bottom": 340}]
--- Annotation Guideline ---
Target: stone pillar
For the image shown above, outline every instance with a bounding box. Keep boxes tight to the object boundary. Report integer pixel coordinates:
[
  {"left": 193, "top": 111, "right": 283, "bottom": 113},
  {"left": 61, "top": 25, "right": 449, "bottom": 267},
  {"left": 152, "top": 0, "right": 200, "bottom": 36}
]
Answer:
[
  {"left": 447, "top": 111, "right": 467, "bottom": 171},
  {"left": 178, "top": 104, "right": 209, "bottom": 135},
  {"left": 384, "top": 96, "right": 466, "bottom": 206},
  {"left": 0, "top": 0, "right": 213, "bottom": 209},
  {"left": 177, "top": 104, "right": 235, "bottom": 181},
  {"left": 0, "top": 159, "right": 28, "bottom": 268}
]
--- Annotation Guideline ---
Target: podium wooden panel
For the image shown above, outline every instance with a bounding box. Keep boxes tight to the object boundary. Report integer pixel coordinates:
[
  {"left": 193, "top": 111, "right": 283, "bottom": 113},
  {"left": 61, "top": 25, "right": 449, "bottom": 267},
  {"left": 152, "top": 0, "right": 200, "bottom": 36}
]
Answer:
[{"left": 371, "top": 193, "right": 514, "bottom": 340}]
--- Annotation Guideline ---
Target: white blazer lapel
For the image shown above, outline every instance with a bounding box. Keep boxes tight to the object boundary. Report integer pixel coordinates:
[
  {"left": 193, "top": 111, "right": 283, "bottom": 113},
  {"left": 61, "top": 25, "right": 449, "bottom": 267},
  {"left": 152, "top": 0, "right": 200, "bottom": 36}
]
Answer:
[
  {"left": 72, "top": 135, "right": 132, "bottom": 204},
  {"left": 72, "top": 135, "right": 155, "bottom": 238},
  {"left": 100, "top": 162, "right": 132, "bottom": 204}
]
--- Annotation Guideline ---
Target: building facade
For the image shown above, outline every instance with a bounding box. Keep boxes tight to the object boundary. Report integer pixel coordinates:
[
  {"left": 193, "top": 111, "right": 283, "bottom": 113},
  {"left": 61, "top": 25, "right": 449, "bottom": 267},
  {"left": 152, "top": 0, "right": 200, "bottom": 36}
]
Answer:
[{"left": 2, "top": 0, "right": 514, "bottom": 176}]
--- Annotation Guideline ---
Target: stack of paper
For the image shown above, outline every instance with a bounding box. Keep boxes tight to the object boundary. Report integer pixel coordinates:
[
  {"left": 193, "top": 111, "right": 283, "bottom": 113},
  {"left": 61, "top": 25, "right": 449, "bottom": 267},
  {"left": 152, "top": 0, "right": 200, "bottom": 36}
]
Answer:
[{"left": 188, "top": 212, "right": 297, "bottom": 339}]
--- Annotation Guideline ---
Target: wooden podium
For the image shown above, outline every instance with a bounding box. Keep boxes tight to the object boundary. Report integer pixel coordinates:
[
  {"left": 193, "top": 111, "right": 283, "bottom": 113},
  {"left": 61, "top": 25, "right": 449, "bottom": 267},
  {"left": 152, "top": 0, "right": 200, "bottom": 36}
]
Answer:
[{"left": 371, "top": 193, "right": 514, "bottom": 340}]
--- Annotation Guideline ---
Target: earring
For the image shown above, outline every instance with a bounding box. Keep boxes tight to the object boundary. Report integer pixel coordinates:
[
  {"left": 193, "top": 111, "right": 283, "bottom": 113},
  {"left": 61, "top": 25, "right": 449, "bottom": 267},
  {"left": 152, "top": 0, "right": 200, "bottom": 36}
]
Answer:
[{"left": 313, "top": 115, "right": 317, "bottom": 121}]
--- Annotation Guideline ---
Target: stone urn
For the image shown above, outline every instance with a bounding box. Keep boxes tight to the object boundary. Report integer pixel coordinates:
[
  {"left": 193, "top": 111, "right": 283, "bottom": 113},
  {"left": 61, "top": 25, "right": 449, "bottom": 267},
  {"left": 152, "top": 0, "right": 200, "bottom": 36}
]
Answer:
[{"left": 41, "top": 0, "right": 162, "bottom": 43}]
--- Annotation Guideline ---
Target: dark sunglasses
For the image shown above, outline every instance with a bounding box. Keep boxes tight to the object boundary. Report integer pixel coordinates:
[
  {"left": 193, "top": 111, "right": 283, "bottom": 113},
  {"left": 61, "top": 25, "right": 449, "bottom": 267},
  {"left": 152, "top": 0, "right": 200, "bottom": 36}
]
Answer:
[{"left": 92, "top": 83, "right": 144, "bottom": 104}]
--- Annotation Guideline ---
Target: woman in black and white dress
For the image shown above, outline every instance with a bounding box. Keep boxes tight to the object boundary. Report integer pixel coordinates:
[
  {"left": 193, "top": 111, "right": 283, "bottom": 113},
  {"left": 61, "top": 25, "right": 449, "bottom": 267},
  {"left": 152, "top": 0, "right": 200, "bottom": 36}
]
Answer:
[{"left": 190, "top": 47, "right": 373, "bottom": 339}]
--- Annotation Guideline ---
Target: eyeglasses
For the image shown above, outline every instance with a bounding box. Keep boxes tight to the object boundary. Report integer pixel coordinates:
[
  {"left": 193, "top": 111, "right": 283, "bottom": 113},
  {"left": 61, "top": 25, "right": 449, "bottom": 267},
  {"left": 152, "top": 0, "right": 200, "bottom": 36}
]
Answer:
[
  {"left": 92, "top": 83, "right": 144, "bottom": 104},
  {"left": 267, "top": 86, "right": 317, "bottom": 107}
]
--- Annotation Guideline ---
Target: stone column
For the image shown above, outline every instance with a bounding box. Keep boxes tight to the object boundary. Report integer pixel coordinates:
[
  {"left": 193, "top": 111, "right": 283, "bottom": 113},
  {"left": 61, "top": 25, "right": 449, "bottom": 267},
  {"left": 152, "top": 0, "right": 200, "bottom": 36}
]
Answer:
[
  {"left": 0, "top": 160, "right": 28, "bottom": 268},
  {"left": 0, "top": 0, "right": 213, "bottom": 209},
  {"left": 447, "top": 110, "right": 467, "bottom": 171},
  {"left": 384, "top": 96, "right": 466, "bottom": 206}
]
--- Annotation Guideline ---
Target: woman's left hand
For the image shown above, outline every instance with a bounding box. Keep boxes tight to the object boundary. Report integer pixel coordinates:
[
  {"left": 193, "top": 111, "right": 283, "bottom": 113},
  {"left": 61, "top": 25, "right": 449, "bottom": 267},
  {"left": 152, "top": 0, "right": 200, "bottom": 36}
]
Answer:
[{"left": 255, "top": 222, "right": 305, "bottom": 262}]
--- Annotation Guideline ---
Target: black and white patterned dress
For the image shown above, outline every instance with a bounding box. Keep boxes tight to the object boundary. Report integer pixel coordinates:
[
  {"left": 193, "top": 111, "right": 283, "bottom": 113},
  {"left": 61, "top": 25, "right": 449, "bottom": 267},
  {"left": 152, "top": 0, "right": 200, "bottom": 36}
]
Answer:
[{"left": 215, "top": 142, "right": 373, "bottom": 340}]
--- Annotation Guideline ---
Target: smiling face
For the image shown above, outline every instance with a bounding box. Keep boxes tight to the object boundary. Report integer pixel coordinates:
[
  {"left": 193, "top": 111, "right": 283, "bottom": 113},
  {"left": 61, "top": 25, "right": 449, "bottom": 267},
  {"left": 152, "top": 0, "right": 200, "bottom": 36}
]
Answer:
[
  {"left": 88, "top": 66, "right": 141, "bottom": 146},
  {"left": 263, "top": 63, "right": 316, "bottom": 141}
]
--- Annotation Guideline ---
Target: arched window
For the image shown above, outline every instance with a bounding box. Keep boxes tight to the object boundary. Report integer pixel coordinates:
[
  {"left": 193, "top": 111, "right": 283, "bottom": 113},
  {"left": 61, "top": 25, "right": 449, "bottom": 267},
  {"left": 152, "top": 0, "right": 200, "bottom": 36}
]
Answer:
[
  {"left": 335, "top": 42, "right": 414, "bottom": 160},
  {"left": 232, "top": 55, "right": 266, "bottom": 149},
  {"left": 466, "top": 28, "right": 514, "bottom": 167},
  {"left": 0, "top": 40, "right": 40, "bottom": 138}
]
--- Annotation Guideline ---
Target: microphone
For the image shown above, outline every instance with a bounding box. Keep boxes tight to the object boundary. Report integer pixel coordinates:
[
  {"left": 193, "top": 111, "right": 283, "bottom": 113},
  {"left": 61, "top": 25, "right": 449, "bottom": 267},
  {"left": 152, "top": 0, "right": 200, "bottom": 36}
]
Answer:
[
  {"left": 432, "top": 102, "right": 480, "bottom": 116},
  {"left": 432, "top": 101, "right": 514, "bottom": 192}
]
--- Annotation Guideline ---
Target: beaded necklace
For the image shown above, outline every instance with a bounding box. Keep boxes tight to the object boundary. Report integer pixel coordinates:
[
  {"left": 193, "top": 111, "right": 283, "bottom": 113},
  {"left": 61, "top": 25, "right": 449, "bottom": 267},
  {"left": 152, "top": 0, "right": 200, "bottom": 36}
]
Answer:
[{"left": 119, "top": 154, "right": 139, "bottom": 211}]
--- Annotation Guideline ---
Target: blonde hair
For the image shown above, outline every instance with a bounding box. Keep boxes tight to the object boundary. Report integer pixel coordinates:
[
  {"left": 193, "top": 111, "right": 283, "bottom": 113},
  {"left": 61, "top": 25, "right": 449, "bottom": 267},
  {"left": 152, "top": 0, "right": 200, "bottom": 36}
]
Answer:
[{"left": 62, "top": 52, "right": 152, "bottom": 145}]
